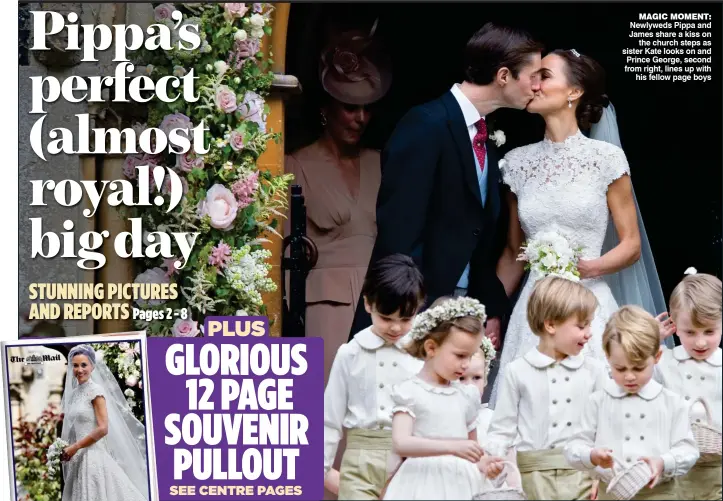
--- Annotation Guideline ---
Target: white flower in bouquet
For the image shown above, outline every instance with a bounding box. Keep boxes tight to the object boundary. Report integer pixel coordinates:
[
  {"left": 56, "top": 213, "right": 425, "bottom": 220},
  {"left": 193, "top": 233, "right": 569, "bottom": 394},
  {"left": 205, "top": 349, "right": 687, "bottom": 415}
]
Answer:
[
  {"left": 47, "top": 438, "right": 69, "bottom": 475},
  {"left": 119, "top": 342, "right": 130, "bottom": 351},
  {"left": 517, "top": 229, "right": 583, "bottom": 281}
]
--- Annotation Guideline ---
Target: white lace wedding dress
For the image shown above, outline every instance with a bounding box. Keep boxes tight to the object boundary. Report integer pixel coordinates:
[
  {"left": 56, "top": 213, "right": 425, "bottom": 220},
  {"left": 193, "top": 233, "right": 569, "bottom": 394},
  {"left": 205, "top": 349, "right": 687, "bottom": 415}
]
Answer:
[
  {"left": 489, "top": 130, "right": 628, "bottom": 407},
  {"left": 62, "top": 380, "right": 148, "bottom": 501}
]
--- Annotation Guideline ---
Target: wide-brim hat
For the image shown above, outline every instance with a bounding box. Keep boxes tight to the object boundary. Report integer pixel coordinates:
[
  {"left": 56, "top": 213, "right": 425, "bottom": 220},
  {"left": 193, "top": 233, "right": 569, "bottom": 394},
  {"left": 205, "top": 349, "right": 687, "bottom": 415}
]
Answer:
[{"left": 319, "top": 20, "right": 392, "bottom": 106}]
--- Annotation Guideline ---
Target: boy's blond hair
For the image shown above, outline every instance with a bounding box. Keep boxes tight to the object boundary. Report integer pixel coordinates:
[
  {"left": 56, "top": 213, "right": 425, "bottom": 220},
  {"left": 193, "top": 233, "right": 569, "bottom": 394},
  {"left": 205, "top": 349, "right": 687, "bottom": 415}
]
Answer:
[
  {"left": 602, "top": 305, "right": 660, "bottom": 364},
  {"left": 527, "top": 276, "right": 598, "bottom": 336},
  {"left": 669, "top": 273, "right": 722, "bottom": 327}
]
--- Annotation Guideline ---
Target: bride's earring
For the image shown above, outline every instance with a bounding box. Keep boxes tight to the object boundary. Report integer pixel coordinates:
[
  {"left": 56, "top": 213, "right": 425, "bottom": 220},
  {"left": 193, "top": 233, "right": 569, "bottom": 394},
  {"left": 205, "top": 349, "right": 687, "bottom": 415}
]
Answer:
[
  {"left": 320, "top": 111, "right": 327, "bottom": 127},
  {"left": 567, "top": 97, "right": 573, "bottom": 108}
]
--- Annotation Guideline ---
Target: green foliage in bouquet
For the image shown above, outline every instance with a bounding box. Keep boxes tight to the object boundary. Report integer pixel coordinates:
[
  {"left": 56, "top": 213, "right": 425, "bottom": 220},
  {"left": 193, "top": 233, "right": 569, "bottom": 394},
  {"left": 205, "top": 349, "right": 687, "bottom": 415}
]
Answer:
[
  {"left": 127, "top": 3, "right": 293, "bottom": 337},
  {"left": 90, "top": 342, "right": 146, "bottom": 424},
  {"left": 12, "top": 406, "right": 63, "bottom": 501}
]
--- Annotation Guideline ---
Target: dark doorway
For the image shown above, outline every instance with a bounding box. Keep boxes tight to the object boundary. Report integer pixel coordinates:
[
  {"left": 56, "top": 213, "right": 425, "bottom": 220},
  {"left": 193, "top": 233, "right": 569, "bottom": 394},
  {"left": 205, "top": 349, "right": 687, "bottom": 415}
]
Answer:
[{"left": 284, "top": 2, "right": 722, "bottom": 304}]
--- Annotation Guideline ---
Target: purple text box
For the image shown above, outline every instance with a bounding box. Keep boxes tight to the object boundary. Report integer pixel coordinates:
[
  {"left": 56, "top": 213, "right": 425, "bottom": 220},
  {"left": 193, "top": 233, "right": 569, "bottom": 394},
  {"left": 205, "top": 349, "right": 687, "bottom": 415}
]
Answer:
[{"left": 146, "top": 318, "right": 323, "bottom": 501}]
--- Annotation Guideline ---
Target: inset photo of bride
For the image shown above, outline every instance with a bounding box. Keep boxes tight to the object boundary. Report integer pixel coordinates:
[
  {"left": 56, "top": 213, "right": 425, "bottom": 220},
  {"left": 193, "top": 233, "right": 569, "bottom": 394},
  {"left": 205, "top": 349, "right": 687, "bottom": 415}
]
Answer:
[{"left": 1, "top": 333, "right": 154, "bottom": 501}]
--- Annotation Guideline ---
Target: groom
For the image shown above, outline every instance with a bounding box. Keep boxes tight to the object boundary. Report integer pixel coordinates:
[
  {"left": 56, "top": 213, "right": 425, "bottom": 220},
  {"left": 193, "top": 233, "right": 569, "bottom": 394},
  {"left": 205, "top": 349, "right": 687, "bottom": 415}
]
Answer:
[{"left": 349, "top": 23, "right": 543, "bottom": 345}]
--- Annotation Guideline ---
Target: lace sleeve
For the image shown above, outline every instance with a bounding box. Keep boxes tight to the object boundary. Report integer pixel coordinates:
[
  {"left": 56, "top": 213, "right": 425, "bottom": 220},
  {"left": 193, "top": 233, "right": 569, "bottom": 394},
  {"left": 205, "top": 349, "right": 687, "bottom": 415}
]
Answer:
[
  {"left": 499, "top": 149, "right": 522, "bottom": 194},
  {"left": 87, "top": 381, "right": 105, "bottom": 402},
  {"left": 600, "top": 145, "right": 631, "bottom": 189}
]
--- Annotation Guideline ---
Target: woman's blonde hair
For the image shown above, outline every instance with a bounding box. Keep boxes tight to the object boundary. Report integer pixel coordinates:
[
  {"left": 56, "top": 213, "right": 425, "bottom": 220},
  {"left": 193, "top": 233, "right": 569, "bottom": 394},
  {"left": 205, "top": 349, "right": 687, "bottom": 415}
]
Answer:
[
  {"left": 602, "top": 305, "right": 660, "bottom": 364},
  {"left": 669, "top": 273, "right": 722, "bottom": 327},
  {"left": 405, "top": 296, "right": 484, "bottom": 359},
  {"left": 527, "top": 276, "right": 598, "bottom": 336}
]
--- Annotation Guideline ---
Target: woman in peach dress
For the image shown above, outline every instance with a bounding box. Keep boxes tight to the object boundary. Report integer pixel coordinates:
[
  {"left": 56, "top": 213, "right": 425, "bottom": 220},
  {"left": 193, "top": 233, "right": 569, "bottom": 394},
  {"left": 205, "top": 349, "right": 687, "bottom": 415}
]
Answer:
[{"left": 285, "top": 23, "right": 392, "bottom": 385}]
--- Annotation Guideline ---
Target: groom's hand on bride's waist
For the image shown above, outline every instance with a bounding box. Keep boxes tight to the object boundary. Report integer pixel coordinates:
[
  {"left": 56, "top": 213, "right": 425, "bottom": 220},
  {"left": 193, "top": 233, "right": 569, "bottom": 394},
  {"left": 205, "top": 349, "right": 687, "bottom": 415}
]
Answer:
[{"left": 485, "top": 317, "right": 501, "bottom": 349}]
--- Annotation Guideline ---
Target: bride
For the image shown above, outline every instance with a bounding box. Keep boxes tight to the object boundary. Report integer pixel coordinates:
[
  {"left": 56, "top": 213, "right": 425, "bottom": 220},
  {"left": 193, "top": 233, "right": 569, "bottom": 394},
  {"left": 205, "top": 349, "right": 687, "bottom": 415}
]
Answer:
[
  {"left": 489, "top": 49, "right": 672, "bottom": 406},
  {"left": 60, "top": 344, "right": 149, "bottom": 501}
]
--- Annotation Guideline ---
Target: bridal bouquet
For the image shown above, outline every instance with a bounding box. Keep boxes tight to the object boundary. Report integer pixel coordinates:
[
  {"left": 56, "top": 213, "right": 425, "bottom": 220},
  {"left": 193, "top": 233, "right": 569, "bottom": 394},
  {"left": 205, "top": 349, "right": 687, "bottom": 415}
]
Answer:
[
  {"left": 517, "top": 230, "right": 583, "bottom": 281},
  {"left": 47, "top": 438, "right": 69, "bottom": 475}
]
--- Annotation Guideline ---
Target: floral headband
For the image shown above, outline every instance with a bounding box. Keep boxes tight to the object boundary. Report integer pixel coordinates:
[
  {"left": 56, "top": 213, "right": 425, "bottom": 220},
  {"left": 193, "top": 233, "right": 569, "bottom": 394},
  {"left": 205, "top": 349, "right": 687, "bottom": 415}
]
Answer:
[
  {"left": 479, "top": 336, "right": 496, "bottom": 376},
  {"left": 409, "top": 297, "right": 487, "bottom": 341}
]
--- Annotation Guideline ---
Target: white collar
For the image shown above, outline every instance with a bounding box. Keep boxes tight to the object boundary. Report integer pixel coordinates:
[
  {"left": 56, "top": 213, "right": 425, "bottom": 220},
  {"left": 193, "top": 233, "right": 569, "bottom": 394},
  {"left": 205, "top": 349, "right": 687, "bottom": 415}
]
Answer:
[
  {"left": 604, "top": 378, "right": 663, "bottom": 400},
  {"left": 523, "top": 348, "right": 585, "bottom": 370},
  {"left": 354, "top": 327, "right": 409, "bottom": 352},
  {"left": 673, "top": 345, "right": 722, "bottom": 366},
  {"left": 450, "top": 83, "right": 482, "bottom": 128}
]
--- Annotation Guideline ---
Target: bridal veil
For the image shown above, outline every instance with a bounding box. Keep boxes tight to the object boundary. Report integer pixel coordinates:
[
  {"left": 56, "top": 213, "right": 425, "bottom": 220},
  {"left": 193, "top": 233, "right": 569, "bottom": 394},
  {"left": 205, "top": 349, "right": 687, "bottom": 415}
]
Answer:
[
  {"left": 61, "top": 344, "right": 150, "bottom": 499},
  {"left": 591, "top": 103, "right": 674, "bottom": 348}
]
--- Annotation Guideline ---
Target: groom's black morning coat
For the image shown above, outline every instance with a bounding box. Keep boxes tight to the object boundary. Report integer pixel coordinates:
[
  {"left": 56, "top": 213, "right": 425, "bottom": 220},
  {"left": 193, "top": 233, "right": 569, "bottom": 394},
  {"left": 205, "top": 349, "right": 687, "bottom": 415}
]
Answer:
[{"left": 349, "top": 90, "right": 510, "bottom": 339}]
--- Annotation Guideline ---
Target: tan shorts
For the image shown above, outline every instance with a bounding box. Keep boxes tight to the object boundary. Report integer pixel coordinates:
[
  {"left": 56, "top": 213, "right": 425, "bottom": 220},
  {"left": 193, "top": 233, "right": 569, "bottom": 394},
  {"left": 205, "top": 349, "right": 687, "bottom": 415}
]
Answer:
[{"left": 338, "top": 429, "right": 393, "bottom": 500}]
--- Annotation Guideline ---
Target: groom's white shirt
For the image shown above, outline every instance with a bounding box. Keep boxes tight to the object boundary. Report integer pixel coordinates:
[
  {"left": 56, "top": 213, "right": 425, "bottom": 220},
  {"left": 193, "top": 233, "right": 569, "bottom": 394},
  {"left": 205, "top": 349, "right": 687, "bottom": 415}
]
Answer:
[{"left": 451, "top": 83, "right": 488, "bottom": 289}]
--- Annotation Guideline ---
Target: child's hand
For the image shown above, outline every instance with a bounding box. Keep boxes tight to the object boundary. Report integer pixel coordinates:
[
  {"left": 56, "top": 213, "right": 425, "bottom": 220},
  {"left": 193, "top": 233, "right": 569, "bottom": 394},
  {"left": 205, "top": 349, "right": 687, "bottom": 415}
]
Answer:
[
  {"left": 479, "top": 456, "right": 505, "bottom": 478},
  {"left": 639, "top": 456, "right": 664, "bottom": 488},
  {"left": 590, "top": 448, "right": 614, "bottom": 469},
  {"left": 324, "top": 468, "right": 340, "bottom": 495},
  {"left": 655, "top": 312, "right": 676, "bottom": 340},
  {"left": 449, "top": 440, "right": 484, "bottom": 463},
  {"left": 590, "top": 479, "right": 599, "bottom": 500}
]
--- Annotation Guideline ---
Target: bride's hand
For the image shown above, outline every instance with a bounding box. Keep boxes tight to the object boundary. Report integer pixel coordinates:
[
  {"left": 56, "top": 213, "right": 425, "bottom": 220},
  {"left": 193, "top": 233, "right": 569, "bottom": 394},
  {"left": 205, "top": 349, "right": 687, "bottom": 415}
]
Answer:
[
  {"left": 576, "top": 259, "right": 600, "bottom": 279},
  {"left": 62, "top": 444, "right": 79, "bottom": 461}
]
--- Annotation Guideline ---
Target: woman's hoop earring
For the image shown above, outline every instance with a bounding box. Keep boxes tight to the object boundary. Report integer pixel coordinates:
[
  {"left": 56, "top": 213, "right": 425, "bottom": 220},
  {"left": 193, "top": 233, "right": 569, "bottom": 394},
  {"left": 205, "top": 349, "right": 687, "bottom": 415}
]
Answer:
[{"left": 320, "top": 112, "right": 327, "bottom": 126}]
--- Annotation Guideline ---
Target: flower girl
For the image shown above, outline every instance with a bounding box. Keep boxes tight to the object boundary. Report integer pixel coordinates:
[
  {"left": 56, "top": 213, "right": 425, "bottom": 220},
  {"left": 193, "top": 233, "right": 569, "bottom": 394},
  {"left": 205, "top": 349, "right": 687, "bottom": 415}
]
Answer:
[
  {"left": 656, "top": 270, "right": 722, "bottom": 500},
  {"left": 459, "top": 338, "right": 496, "bottom": 444},
  {"left": 564, "top": 305, "right": 699, "bottom": 500},
  {"left": 382, "top": 296, "right": 503, "bottom": 500}
]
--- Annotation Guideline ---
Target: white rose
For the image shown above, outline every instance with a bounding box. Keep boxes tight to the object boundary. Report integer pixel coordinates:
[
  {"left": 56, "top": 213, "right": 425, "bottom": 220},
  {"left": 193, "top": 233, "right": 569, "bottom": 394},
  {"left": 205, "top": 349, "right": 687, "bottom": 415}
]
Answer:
[
  {"left": 214, "top": 60, "right": 229, "bottom": 75},
  {"left": 125, "top": 375, "right": 138, "bottom": 387},
  {"left": 489, "top": 130, "right": 506, "bottom": 147},
  {"left": 235, "top": 309, "right": 248, "bottom": 316},
  {"left": 119, "top": 342, "right": 130, "bottom": 350},
  {"left": 249, "top": 13, "right": 265, "bottom": 27},
  {"left": 250, "top": 27, "right": 264, "bottom": 39},
  {"left": 173, "top": 65, "right": 186, "bottom": 77},
  {"left": 541, "top": 253, "right": 558, "bottom": 269},
  {"left": 124, "top": 389, "right": 134, "bottom": 398},
  {"left": 234, "top": 29, "right": 248, "bottom": 41}
]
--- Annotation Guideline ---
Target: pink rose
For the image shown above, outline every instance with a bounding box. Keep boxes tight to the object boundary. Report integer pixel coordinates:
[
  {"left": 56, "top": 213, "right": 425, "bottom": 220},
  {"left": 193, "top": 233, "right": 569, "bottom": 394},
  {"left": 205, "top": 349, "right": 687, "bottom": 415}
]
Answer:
[
  {"left": 133, "top": 268, "right": 170, "bottom": 306},
  {"left": 142, "top": 153, "right": 163, "bottom": 167},
  {"left": 162, "top": 173, "right": 189, "bottom": 196},
  {"left": 172, "top": 318, "right": 200, "bottom": 338},
  {"left": 239, "top": 91, "right": 266, "bottom": 133},
  {"left": 197, "top": 184, "right": 239, "bottom": 231},
  {"left": 223, "top": 3, "right": 249, "bottom": 19},
  {"left": 125, "top": 375, "right": 138, "bottom": 387},
  {"left": 176, "top": 151, "right": 204, "bottom": 172},
  {"left": 159, "top": 113, "right": 193, "bottom": 140},
  {"left": 154, "top": 3, "right": 176, "bottom": 22},
  {"left": 215, "top": 86, "right": 238, "bottom": 114},
  {"left": 123, "top": 154, "right": 145, "bottom": 179},
  {"left": 228, "top": 130, "right": 245, "bottom": 151}
]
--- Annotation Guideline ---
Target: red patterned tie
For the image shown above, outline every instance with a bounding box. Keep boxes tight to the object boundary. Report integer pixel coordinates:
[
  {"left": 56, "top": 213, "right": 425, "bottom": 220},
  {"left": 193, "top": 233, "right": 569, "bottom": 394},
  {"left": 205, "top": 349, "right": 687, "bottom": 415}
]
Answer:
[{"left": 473, "top": 118, "right": 487, "bottom": 173}]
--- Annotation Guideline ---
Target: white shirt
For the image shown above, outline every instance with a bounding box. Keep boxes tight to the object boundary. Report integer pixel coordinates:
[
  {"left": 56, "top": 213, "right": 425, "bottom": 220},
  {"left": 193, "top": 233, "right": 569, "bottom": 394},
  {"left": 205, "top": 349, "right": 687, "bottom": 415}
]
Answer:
[
  {"left": 655, "top": 345, "right": 722, "bottom": 429},
  {"left": 450, "top": 83, "right": 489, "bottom": 289},
  {"left": 564, "top": 379, "right": 699, "bottom": 480},
  {"left": 323, "top": 327, "right": 423, "bottom": 474},
  {"left": 485, "top": 349, "right": 609, "bottom": 457}
]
